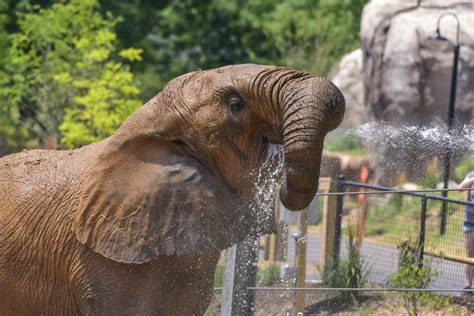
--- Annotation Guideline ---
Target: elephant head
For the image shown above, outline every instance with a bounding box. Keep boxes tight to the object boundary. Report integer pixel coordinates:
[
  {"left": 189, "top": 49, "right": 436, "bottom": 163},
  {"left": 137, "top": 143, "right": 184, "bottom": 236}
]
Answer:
[{"left": 74, "top": 64, "right": 344, "bottom": 263}]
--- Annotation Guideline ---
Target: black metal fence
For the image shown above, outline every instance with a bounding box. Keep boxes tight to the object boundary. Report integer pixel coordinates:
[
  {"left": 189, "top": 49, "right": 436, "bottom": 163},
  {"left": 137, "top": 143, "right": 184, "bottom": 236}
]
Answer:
[
  {"left": 334, "top": 176, "right": 474, "bottom": 290},
  {"left": 207, "top": 179, "right": 474, "bottom": 315}
]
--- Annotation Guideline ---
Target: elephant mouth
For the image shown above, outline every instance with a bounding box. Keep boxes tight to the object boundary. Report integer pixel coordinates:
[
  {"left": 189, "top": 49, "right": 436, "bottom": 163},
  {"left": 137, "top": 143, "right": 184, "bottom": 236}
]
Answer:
[
  {"left": 260, "top": 128, "right": 282, "bottom": 145},
  {"left": 175, "top": 139, "right": 238, "bottom": 197},
  {"left": 175, "top": 135, "right": 281, "bottom": 205}
]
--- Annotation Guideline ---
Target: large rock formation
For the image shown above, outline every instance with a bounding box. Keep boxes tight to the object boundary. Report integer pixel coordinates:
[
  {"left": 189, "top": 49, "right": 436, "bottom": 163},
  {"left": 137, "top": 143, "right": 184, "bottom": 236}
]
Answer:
[
  {"left": 331, "top": 49, "right": 372, "bottom": 126},
  {"left": 361, "top": 0, "right": 474, "bottom": 125},
  {"left": 330, "top": 0, "right": 473, "bottom": 184}
]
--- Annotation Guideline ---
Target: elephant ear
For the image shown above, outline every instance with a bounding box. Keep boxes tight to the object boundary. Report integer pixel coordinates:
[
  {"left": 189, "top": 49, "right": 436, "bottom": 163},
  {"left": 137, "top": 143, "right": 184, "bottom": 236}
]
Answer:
[
  {"left": 73, "top": 100, "right": 216, "bottom": 264},
  {"left": 74, "top": 94, "right": 276, "bottom": 264}
]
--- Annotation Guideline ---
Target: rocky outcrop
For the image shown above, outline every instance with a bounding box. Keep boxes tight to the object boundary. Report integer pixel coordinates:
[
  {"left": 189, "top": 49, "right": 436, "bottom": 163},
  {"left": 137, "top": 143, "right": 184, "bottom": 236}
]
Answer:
[
  {"left": 329, "top": 0, "right": 474, "bottom": 184},
  {"left": 361, "top": 0, "right": 474, "bottom": 124},
  {"left": 331, "top": 0, "right": 474, "bottom": 126},
  {"left": 331, "top": 49, "right": 371, "bottom": 126}
]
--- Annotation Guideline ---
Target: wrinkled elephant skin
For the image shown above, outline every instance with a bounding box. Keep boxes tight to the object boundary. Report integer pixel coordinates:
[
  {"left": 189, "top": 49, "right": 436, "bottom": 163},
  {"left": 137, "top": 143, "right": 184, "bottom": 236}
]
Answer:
[{"left": 0, "top": 64, "right": 344, "bottom": 314}]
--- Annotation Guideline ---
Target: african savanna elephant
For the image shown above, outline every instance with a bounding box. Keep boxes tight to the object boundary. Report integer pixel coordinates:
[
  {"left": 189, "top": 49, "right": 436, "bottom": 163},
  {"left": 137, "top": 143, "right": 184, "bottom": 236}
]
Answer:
[{"left": 0, "top": 64, "right": 344, "bottom": 314}]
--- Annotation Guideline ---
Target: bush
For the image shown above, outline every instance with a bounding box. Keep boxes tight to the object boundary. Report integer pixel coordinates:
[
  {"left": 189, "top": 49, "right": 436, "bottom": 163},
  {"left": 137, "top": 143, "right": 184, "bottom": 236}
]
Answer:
[
  {"left": 0, "top": 0, "right": 142, "bottom": 149},
  {"left": 419, "top": 173, "right": 439, "bottom": 189},
  {"left": 322, "top": 225, "right": 369, "bottom": 302},
  {"left": 389, "top": 239, "right": 439, "bottom": 316},
  {"left": 324, "top": 130, "right": 366, "bottom": 156},
  {"left": 260, "top": 262, "right": 281, "bottom": 286},
  {"left": 455, "top": 156, "right": 474, "bottom": 183}
]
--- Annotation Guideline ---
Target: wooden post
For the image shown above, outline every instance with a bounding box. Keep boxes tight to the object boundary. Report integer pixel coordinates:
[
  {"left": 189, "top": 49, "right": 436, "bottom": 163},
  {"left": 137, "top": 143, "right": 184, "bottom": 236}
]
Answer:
[
  {"left": 356, "top": 202, "right": 367, "bottom": 249},
  {"left": 263, "top": 235, "right": 270, "bottom": 260},
  {"left": 319, "top": 178, "right": 337, "bottom": 271},
  {"left": 294, "top": 207, "right": 308, "bottom": 315},
  {"left": 267, "top": 189, "right": 280, "bottom": 263},
  {"left": 274, "top": 188, "right": 289, "bottom": 262},
  {"left": 221, "top": 238, "right": 259, "bottom": 316},
  {"left": 356, "top": 167, "right": 369, "bottom": 248},
  {"left": 268, "top": 234, "right": 277, "bottom": 263}
]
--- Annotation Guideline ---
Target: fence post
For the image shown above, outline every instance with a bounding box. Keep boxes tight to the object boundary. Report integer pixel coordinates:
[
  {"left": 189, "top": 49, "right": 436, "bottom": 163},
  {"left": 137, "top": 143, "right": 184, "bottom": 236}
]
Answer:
[
  {"left": 319, "top": 178, "right": 336, "bottom": 272},
  {"left": 333, "top": 174, "right": 345, "bottom": 262},
  {"left": 440, "top": 200, "right": 447, "bottom": 235},
  {"left": 418, "top": 195, "right": 427, "bottom": 267},
  {"left": 268, "top": 189, "right": 281, "bottom": 262},
  {"left": 221, "top": 238, "right": 259, "bottom": 316},
  {"left": 356, "top": 167, "right": 369, "bottom": 249},
  {"left": 294, "top": 207, "right": 308, "bottom": 315}
]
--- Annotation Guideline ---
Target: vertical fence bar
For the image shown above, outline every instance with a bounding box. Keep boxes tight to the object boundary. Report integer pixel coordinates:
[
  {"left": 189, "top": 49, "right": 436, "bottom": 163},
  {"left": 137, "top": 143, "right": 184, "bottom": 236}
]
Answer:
[
  {"left": 294, "top": 208, "right": 308, "bottom": 315},
  {"left": 440, "top": 43, "right": 460, "bottom": 236},
  {"left": 268, "top": 189, "right": 280, "bottom": 262},
  {"left": 221, "top": 238, "right": 258, "bottom": 316},
  {"left": 333, "top": 174, "right": 345, "bottom": 261},
  {"left": 418, "top": 195, "right": 427, "bottom": 267},
  {"left": 440, "top": 200, "right": 447, "bottom": 235},
  {"left": 320, "top": 178, "right": 336, "bottom": 272}
]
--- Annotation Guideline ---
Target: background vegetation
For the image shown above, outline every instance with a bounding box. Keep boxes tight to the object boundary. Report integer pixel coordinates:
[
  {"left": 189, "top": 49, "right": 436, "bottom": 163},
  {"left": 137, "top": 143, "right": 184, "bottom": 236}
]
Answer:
[{"left": 0, "top": 0, "right": 367, "bottom": 152}]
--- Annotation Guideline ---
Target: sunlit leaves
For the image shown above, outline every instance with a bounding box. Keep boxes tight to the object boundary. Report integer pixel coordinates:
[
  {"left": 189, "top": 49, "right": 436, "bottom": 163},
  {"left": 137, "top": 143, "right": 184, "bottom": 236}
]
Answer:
[
  {"left": 0, "top": 0, "right": 141, "bottom": 150},
  {"left": 119, "top": 48, "right": 144, "bottom": 62},
  {"left": 145, "top": 0, "right": 366, "bottom": 97}
]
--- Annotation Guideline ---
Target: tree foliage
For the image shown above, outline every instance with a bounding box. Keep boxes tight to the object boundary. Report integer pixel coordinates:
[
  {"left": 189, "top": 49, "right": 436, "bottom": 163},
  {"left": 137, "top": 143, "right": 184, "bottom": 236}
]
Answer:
[
  {"left": 133, "top": 0, "right": 367, "bottom": 99},
  {"left": 0, "top": 0, "right": 141, "bottom": 150},
  {"left": 258, "top": 0, "right": 367, "bottom": 75},
  {"left": 143, "top": 0, "right": 275, "bottom": 99},
  {"left": 1, "top": 0, "right": 367, "bottom": 151}
]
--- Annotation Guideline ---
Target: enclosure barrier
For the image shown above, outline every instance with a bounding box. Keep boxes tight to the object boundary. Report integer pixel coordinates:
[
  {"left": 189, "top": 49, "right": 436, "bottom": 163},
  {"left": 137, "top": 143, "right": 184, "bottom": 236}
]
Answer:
[
  {"left": 246, "top": 287, "right": 474, "bottom": 293},
  {"left": 336, "top": 178, "right": 474, "bottom": 268},
  {"left": 217, "top": 178, "right": 473, "bottom": 315}
]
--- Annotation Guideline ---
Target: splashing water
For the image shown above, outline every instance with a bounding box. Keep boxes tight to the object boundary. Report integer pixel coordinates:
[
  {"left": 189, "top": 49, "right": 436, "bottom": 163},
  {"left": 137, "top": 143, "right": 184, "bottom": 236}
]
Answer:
[
  {"left": 248, "top": 144, "right": 284, "bottom": 234},
  {"left": 354, "top": 122, "right": 474, "bottom": 152},
  {"left": 350, "top": 121, "right": 473, "bottom": 180}
]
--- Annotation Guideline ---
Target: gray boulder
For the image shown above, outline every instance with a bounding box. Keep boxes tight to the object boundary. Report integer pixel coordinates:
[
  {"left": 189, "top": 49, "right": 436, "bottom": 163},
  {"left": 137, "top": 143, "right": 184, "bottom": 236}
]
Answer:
[
  {"left": 335, "top": 0, "right": 474, "bottom": 184},
  {"left": 331, "top": 48, "right": 372, "bottom": 126},
  {"left": 361, "top": 0, "right": 474, "bottom": 124}
]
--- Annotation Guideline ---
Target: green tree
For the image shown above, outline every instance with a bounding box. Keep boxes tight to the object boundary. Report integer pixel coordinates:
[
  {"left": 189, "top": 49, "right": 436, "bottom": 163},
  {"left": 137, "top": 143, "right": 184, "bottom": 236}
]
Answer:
[
  {"left": 144, "top": 0, "right": 276, "bottom": 99},
  {"left": 256, "top": 0, "right": 367, "bottom": 75},
  {"left": 0, "top": 0, "right": 142, "bottom": 150},
  {"left": 0, "top": 0, "right": 27, "bottom": 153},
  {"left": 1, "top": 0, "right": 367, "bottom": 151},
  {"left": 142, "top": 0, "right": 367, "bottom": 99}
]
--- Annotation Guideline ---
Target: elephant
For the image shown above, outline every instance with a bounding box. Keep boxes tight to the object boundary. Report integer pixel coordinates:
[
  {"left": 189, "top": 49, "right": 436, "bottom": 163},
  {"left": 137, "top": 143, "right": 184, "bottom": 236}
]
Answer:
[{"left": 0, "top": 64, "right": 344, "bottom": 315}]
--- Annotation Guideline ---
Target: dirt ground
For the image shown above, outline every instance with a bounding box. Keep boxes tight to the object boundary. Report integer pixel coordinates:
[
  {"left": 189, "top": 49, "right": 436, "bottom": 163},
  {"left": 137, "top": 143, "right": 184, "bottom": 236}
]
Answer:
[{"left": 207, "top": 283, "right": 474, "bottom": 315}]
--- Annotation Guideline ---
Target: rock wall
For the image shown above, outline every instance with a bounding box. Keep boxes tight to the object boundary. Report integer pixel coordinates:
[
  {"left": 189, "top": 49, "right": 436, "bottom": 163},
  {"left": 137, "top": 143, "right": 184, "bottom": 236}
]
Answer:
[
  {"left": 331, "top": 49, "right": 372, "bottom": 126},
  {"left": 330, "top": 0, "right": 473, "bottom": 184},
  {"left": 361, "top": 0, "right": 474, "bottom": 125}
]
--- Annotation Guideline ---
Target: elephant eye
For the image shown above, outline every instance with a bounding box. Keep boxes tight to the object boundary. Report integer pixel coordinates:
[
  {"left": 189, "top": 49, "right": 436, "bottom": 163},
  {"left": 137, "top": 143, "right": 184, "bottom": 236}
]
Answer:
[{"left": 229, "top": 95, "right": 244, "bottom": 113}]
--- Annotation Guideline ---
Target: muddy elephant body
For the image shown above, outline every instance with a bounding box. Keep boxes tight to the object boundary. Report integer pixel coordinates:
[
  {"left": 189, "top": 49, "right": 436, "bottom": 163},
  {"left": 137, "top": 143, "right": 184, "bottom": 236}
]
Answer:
[
  {"left": 0, "top": 64, "right": 344, "bottom": 314},
  {"left": 0, "top": 144, "right": 219, "bottom": 314}
]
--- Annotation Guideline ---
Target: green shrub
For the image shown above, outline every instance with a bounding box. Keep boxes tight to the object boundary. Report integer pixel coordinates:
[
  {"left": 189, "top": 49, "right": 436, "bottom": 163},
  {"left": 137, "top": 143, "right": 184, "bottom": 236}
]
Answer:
[
  {"left": 260, "top": 262, "right": 281, "bottom": 286},
  {"left": 0, "top": 0, "right": 142, "bottom": 150},
  {"left": 419, "top": 173, "right": 439, "bottom": 189},
  {"left": 324, "top": 130, "right": 366, "bottom": 156},
  {"left": 322, "top": 225, "right": 369, "bottom": 302},
  {"left": 455, "top": 156, "right": 474, "bottom": 183},
  {"left": 389, "top": 239, "right": 439, "bottom": 316}
]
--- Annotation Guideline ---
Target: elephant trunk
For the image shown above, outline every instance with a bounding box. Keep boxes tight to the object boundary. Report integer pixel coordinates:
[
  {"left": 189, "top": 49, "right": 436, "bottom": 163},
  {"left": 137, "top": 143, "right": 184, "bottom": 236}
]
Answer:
[{"left": 278, "top": 76, "right": 345, "bottom": 211}]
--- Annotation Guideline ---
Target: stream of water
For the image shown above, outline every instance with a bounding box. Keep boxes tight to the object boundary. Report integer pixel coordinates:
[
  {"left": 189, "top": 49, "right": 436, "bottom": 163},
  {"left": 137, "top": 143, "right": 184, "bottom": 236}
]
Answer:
[{"left": 353, "top": 122, "right": 473, "bottom": 153}]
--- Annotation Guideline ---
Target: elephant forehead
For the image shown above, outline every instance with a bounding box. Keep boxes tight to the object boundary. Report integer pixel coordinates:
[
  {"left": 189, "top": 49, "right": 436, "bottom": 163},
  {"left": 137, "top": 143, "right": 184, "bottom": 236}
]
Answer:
[
  {"left": 213, "top": 64, "right": 276, "bottom": 77},
  {"left": 181, "top": 74, "right": 213, "bottom": 104}
]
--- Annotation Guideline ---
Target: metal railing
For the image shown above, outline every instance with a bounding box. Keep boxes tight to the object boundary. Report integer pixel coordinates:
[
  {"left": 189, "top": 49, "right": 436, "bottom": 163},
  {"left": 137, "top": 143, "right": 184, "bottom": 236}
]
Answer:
[{"left": 212, "top": 178, "right": 474, "bottom": 315}]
